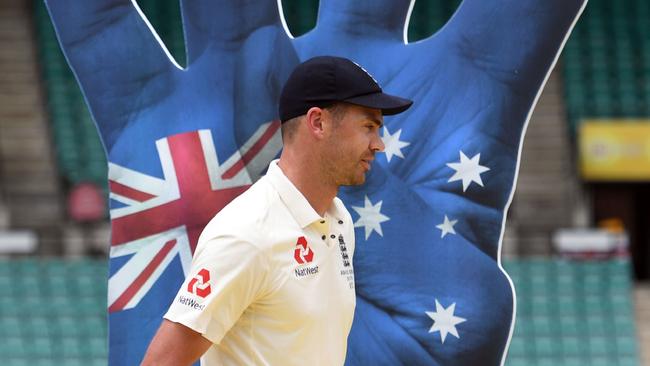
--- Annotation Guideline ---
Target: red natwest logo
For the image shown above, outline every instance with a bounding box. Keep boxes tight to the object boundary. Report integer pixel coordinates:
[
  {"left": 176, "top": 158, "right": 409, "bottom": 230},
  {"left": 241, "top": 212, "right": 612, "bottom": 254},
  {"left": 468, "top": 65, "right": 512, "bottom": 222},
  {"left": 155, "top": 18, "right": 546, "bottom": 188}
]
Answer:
[
  {"left": 187, "top": 268, "right": 211, "bottom": 298},
  {"left": 294, "top": 236, "right": 314, "bottom": 264}
]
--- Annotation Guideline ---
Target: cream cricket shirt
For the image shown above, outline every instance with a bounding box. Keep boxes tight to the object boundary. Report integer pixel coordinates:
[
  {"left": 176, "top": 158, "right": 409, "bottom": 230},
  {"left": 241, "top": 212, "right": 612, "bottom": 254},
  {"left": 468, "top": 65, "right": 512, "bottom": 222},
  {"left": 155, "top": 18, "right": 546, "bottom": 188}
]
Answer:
[{"left": 164, "top": 159, "right": 356, "bottom": 365}]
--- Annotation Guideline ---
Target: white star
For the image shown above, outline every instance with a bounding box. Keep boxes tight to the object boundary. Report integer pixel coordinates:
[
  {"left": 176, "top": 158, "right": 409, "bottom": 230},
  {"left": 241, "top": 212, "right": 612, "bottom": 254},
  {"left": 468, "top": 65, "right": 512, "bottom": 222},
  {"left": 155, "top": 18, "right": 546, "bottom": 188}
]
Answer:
[
  {"left": 446, "top": 151, "right": 490, "bottom": 192},
  {"left": 426, "top": 299, "right": 467, "bottom": 344},
  {"left": 381, "top": 127, "right": 410, "bottom": 162},
  {"left": 436, "top": 215, "right": 458, "bottom": 238},
  {"left": 351, "top": 195, "right": 390, "bottom": 240}
]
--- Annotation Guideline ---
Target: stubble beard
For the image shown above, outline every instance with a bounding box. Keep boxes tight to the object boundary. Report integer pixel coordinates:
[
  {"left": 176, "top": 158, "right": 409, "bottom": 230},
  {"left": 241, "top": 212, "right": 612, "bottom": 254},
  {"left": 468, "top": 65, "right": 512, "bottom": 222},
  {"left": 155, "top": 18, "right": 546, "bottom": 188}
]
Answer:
[
  {"left": 323, "top": 120, "right": 366, "bottom": 187},
  {"left": 322, "top": 148, "right": 365, "bottom": 187}
]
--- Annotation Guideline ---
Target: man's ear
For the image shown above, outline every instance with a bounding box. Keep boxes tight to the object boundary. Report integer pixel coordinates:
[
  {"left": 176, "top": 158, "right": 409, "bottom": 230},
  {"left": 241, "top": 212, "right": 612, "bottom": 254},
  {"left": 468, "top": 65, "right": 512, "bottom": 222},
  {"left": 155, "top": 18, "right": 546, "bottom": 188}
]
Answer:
[{"left": 305, "top": 107, "right": 327, "bottom": 140}]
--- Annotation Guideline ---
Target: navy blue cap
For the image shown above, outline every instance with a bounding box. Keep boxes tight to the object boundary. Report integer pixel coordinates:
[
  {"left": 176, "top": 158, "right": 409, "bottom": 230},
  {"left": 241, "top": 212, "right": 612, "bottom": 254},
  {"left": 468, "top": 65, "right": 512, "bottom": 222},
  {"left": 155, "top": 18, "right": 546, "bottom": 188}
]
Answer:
[{"left": 279, "top": 56, "right": 413, "bottom": 122}]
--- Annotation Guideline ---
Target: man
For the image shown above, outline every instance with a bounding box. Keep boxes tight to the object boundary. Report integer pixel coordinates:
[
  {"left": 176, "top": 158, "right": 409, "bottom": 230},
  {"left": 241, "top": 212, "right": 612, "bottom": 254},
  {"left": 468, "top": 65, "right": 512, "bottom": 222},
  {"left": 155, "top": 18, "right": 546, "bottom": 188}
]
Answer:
[{"left": 141, "top": 56, "right": 412, "bottom": 365}]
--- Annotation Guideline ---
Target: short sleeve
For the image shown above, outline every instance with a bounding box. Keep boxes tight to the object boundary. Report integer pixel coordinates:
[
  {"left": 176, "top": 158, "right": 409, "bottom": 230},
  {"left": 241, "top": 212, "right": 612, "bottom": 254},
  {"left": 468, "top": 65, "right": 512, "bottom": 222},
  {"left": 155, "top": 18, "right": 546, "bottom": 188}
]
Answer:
[{"left": 164, "top": 234, "right": 269, "bottom": 344}]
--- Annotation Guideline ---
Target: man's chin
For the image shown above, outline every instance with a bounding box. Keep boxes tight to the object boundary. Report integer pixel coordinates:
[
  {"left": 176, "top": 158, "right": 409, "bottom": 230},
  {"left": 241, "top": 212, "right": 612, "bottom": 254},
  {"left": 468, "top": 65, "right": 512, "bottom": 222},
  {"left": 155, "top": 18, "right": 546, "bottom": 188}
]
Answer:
[{"left": 340, "top": 174, "right": 366, "bottom": 187}]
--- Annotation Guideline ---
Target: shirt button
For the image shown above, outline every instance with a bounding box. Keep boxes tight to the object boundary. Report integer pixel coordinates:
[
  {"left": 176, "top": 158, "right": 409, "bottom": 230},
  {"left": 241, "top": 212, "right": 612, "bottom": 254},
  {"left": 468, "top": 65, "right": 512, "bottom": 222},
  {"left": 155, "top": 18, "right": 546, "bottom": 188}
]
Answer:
[
  {"left": 320, "top": 220, "right": 325, "bottom": 224},
  {"left": 338, "top": 220, "right": 343, "bottom": 224},
  {"left": 330, "top": 234, "right": 336, "bottom": 239},
  {"left": 321, "top": 235, "right": 326, "bottom": 240}
]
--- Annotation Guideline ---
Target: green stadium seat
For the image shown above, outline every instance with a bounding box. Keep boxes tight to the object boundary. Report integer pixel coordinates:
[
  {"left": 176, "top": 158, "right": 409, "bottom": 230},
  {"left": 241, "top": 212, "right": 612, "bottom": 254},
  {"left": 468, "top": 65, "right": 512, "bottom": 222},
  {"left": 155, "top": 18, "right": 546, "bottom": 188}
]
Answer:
[
  {"left": 508, "top": 337, "right": 526, "bottom": 356},
  {"left": 503, "top": 258, "right": 641, "bottom": 365},
  {"left": 504, "top": 356, "right": 528, "bottom": 366},
  {"left": 0, "top": 274, "right": 11, "bottom": 295},
  {"left": 589, "top": 357, "right": 615, "bottom": 366},
  {"left": 0, "top": 337, "right": 26, "bottom": 358},
  {"left": 588, "top": 336, "right": 612, "bottom": 356},
  {"left": 24, "top": 316, "right": 51, "bottom": 338},
  {"left": 563, "top": 0, "right": 650, "bottom": 131},
  {"left": 85, "top": 337, "right": 107, "bottom": 357},
  {"left": 4, "top": 359, "right": 29, "bottom": 366},
  {"left": 614, "top": 314, "right": 635, "bottom": 332},
  {"left": 618, "top": 356, "right": 639, "bottom": 366},
  {"left": 58, "top": 359, "right": 85, "bottom": 366},
  {"left": 88, "top": 359, "right": 109, "bottom": 366},
  {"left": 533, "top": 336, "right": 556, "bottom": 357},
  {"left": 561, "top": 336, "right": 584, "bottom": 356},
  {"left": 60, "top": 337, "right": 83, "bottom": 359},
  {"left": 32, "top": 337, "right": 54, "bottom": 359},
  {"left": 562, "top": 357, "right": 587, "bottom": 366},
  {"left": 34, "top": 0, "right": 109, "bottom": 192},
  {"left": 615, "top": 336, "right": 638, "bottom": 354},
  {"left": 0, "top": 316, "right": 22, "bottom": 337}
]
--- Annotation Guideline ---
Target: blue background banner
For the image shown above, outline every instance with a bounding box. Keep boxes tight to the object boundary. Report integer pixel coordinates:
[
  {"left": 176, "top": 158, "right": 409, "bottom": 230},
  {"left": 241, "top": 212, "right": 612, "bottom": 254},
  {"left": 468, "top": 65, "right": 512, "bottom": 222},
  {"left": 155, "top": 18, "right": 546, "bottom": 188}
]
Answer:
[{"left": 43, "top": 0, "right": 586, "bottom": 364}]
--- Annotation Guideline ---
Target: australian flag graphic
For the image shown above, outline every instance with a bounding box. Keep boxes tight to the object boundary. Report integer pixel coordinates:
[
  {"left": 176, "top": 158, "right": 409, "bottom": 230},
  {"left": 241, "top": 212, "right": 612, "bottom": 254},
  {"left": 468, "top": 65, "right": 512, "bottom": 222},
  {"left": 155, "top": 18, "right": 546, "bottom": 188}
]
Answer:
[{"left": 44, "top": 0, "right": 586, "bottom": 365}]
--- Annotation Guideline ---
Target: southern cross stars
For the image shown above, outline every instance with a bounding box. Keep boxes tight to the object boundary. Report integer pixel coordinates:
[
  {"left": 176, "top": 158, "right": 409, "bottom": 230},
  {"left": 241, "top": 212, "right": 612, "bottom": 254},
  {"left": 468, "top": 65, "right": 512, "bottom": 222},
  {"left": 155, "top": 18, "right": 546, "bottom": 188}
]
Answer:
[
  {"left": 351, "top": 195, "right": 390, "bottom": 240},
  {"left": 436, "top": 215, "right": 458, "bottom": 238},
  {"left": 446, "top": 151, "right": 490, "bottom": 192},
  {"left": 381, "top": 126, "right": 410, "bottom": 162},
  {"left": 426, "top": 299, "right": 467, "bottom": 344}
]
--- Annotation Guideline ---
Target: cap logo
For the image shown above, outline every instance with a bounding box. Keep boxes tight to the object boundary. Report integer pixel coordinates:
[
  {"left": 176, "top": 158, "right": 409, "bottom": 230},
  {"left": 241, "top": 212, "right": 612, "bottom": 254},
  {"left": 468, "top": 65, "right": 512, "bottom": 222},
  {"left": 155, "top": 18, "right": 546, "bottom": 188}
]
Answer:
[
  {"left": 351, "top": 60, "right": 379, "bottom": 84},
  {"left": 187, "top": 268, "right": 212, "bottom": 298},
  {"left": 294, "top": 236, "right": 314, "bottom": 264}
]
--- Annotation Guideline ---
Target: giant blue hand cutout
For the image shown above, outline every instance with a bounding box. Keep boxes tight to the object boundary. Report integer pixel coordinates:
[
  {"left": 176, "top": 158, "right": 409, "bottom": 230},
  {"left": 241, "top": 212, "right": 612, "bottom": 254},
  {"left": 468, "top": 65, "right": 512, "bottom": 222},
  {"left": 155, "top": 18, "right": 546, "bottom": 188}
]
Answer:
[{"left": 45, "top": 1, "right": 585, "bottom": 364}]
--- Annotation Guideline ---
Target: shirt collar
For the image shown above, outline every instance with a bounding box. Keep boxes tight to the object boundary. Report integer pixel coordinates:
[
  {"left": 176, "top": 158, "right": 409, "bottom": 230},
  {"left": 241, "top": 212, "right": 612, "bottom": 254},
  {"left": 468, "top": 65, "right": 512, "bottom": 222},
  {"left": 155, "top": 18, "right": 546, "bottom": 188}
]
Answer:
[{"left": 265, "top": 159, "right": 337, "bottom": 230}]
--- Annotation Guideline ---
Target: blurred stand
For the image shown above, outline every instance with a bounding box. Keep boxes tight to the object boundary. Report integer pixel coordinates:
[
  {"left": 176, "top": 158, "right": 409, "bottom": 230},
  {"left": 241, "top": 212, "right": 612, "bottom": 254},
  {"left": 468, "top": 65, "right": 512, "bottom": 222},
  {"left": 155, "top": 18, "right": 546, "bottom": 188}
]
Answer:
[
  {"left": 0, "top": 190, "right": 37, "bottom": 254},
  {"left": 0, "top": 1, "right": 110, "bottom": 259},
  {"left": 0, "top": 0, "right": 64, "bottom": 255},
  {"left": 61, "top": 221, "right": 110, "bottom": 258},
  {"left": 591, "top": 183, "right": 650, "bottom": 279},
  {"left": 504, "top": 69, "right": 584, "bottom": 257},
  {"left": 553, "top": 226, "right": 629, "bottom": 259},
  {"left": 63, "top": 182, "right": 109, "bottom": 257},
  {"left": 0, "top": 192, "right": 9, "bottom": 229},
  {"left": 635, "top": 282, "right": 650, "bottom": 366}
]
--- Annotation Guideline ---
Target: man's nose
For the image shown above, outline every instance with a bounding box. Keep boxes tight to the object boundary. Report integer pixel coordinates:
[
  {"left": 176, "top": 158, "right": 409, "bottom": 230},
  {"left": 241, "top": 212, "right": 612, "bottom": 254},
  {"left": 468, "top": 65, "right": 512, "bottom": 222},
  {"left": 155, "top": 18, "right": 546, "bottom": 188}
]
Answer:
[{"left": 371, "top": 131, "right": 385, "bottom": 152}]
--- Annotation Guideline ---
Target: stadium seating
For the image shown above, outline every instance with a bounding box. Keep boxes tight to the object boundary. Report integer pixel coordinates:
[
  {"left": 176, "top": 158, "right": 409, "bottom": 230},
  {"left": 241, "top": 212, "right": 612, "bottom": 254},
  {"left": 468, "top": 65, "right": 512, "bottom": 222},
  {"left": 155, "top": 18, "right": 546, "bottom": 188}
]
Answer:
[
  {"left": 32, "top": 0, "right": 196, "bottom": 219},
  {"left": 563, "top": 0, "right": 650, "bottom": 132},
  {"left": 0, "top": 258, "right": 639, "bottom": 364},
  {"left": 33, "top": 2, "right": 107, "bottom": 188},
  {"left": 505, "top": 259, "right": 640, "bottom": 366},
  {"left": 0, "top": 259, "right": 107, "bottom": 366}
]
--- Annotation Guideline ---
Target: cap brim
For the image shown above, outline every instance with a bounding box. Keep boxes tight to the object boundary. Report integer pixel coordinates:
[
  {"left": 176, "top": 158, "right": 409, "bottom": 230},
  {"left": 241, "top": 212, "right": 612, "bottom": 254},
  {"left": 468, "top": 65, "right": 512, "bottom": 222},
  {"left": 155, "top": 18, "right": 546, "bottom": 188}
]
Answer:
[{"left": 344, "top": 92, "right": 413, "bottom": 116}]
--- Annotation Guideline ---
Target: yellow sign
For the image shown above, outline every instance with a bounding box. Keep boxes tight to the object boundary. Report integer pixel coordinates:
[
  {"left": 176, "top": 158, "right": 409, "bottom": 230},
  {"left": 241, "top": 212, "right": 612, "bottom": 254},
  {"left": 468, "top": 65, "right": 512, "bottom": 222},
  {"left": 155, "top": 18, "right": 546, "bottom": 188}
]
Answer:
[{"left": 579, "top": 120, "right": 650, "bottom": 181}]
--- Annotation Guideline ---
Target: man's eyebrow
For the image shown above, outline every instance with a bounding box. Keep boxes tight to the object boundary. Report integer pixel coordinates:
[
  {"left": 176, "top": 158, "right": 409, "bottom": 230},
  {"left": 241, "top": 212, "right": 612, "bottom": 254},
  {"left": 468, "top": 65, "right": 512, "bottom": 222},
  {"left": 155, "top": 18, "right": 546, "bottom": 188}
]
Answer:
[{"left": 362, "top": 111, "right": 384, "bottom": 128}]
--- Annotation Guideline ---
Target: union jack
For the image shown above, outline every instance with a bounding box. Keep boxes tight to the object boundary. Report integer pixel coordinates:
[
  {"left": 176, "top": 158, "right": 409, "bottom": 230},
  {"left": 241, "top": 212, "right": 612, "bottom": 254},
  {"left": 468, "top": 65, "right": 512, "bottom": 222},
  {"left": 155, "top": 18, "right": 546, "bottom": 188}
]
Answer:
[{"left": 106, "top": 122, "right": 281, "bottom": 313}]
